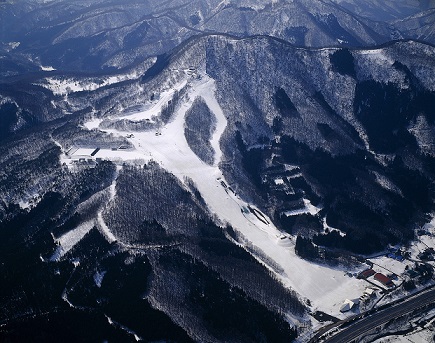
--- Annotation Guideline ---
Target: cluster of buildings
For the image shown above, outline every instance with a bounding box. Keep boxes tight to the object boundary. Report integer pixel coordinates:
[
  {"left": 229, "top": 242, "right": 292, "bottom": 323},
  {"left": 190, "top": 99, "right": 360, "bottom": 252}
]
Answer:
[
  {"left": 338, "top": 267, "right": 396, "bottom": 313},
  {"left": 358, "top": 268, "right": 395, "bottom": 288},
  {"left": 261, "top": 164, "right": 299, "bottom": 197},
  {"left": 340, "top": 287, "right": 378, "bottom": 313}
]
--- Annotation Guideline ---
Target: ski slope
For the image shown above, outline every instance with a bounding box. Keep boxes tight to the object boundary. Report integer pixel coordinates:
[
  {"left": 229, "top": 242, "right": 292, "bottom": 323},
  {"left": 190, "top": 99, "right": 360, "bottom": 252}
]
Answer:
[
  {"left": 50, "top": 220, "right": 95, "bottom": 261},
  {"left": 79, "top": 73, "right": 368, "bottom": 317}
]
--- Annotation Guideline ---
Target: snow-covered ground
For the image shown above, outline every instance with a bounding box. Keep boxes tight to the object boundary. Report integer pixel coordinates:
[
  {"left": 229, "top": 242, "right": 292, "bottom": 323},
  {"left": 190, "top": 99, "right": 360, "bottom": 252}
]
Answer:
[
  {"left": 50, "top": 220, "right": 95, "bottom": 261},
  {"left": 40, "top": 70, "right": 144, "bottom": 96},
  {"left": 371, "top": 171, "right": 403, "bottom": 196},
  {"left": 96, "top": 168, "right": 119, "bottom": 244},
  {"left": 321, "top": 217, "right": 346, "bottom": 236},
  {"left": 83, "top": 118, "right": 103, "bottom": 130},
  {"left": 93, "top": 270, "right": 107, "bottom": 288},
  {"left": 5, "top": 42, "right": 20, "bottom": 52},
  {"left": 408, "top": 215, "right": 435, "bottom": 265},
  {"left": 370, "top": 256, "right": 411, "bottom": 277},
  {"left": 60, "top": 147, "right": 147, "bottom": 166},
  {"left": 18, "top": 192, "right": 41, "bottom": 210},
  {"left": 358, "top": 49, "right": 393, "bottom": 64},
  {"left": 284, "top": 198, "right": 322, "bottom": 217},
  {"left": 117, "top": 80, "right": 187, "bottom": 122},
  {"left": 72, "top": 72, "right": 370, "bottom": 319},
  {"left": 40, "top": 65, "right": 56, "bottom": 71}
]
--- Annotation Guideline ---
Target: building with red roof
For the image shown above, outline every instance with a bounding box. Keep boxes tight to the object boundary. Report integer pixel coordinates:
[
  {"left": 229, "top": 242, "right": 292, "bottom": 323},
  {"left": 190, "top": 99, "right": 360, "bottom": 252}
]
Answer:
[
  {"left": 358, "top": 269, "right": 375, "bottom": 279},
  {"left": 374, "top": 273, "right": 394, "bottom": 287}
]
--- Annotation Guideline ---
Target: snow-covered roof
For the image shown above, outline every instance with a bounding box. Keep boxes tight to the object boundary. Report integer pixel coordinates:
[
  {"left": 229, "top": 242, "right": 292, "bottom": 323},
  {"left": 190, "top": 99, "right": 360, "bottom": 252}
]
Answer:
[
  {"left": 274, "top": 178, "right": 285, "bottom": 185},
  {"left": 364, "top": 288, "right": 376, "bottom": 295},
  {"left": 339, "top": 299, "right": 355, "bottom": 312}
]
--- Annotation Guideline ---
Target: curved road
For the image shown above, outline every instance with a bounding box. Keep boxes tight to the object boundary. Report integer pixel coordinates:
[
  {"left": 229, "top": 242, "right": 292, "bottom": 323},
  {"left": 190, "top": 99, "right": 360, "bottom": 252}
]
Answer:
[{"left": 323, "top": 288, "right": 435, "bottom": 343}]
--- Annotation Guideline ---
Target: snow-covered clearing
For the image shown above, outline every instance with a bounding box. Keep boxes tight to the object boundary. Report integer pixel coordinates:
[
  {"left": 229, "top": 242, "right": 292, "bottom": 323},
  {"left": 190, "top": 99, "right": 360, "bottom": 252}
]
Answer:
[
  {"left": 5, "top": 42, "right": 20, "bottom": 52},
  {"left": 76, "top": 73, "right": 371, "bottom": 318},
  {"left": 369, "top": 256, "right": 411, "bottom": 277},
  {"left": 284, "top": 198, "right": 322, "bottom": 217},
  {"left": 96, "top": 169, "right": 119, "bottom": 243},
  {"left": 83, "top": 117, "right": 104, "bottom": 130},
  {"left": 97, "top": 208, "right": 117, "bottom": 243},
  {"left": 71, "top": 148, "right": 96, "bottom": 156},
  {"left": 40, "top": 71, "right": 142, "bottom": 96},
  {"left": 50, "top": 220, "right": 95, "bottom": 261},
  {"left": 408, "top": 215, "right": 435, "bottom": 265},
  {"left": 60, "top": 147, "right": 147, "bottom": 167},
  {"left": 18, "top": 192, "right": 41, "bottom": 210},
  {"left": 118, "top": 80, "right": 187, "bottom": 122},
  {"left": 49, "top": 174, "right": 119, "bottom": 259},
  {"left": 94, "top": 270, "right": 107, "bottom": 288},
  {"left": 371, "top": 171, "right": 403, "bottom": 196},
  {"left": 358, "top": 49, "right": 393, "bottom": 64},
  {"left": 321, "top": 217, "right": 346, "bottom": 236},
  {"left": 40, "top": 65, "right": 56, "bottom": 71}
]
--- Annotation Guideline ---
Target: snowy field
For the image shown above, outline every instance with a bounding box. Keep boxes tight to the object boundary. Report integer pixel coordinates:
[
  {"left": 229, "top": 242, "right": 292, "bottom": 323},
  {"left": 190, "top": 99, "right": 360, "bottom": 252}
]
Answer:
[
  {"left": 358, "top": 48, "right": 393, "bottom": 64},
  {"left": 40, "top": 69, "right": 145, "bottom": 96},
  {"left": 370, "top": 256, "right": 411, "bottom": 277},
  {"left": 60, "top": 147, "right": 147, "bottom": 166},
  {"left": 117, "top": 80, "right": 187, "bottom": 122},
  {"left": 40, "top": 65, "right": 56, "bottom": 71},
  {"left": 284, "top": 198, "right": 322, "bottom": 217},
  {"left": 50, "top": 220, "right": 95, "bottom": 261},
  {"left": 409, "top": 216, "right": 435, "bottom": 265}
]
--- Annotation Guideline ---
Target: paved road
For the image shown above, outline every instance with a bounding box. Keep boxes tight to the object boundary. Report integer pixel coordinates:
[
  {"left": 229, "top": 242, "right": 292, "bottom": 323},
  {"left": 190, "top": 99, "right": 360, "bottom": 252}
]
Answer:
[{"left": 323, "top": 289, "right": 435, "bottom": 343}]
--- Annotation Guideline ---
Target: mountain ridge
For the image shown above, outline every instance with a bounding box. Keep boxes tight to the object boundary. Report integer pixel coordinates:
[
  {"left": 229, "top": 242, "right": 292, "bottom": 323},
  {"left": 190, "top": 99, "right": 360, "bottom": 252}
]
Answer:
[{"left": 2, "top": 0, "right": 434, "bottom": 75}]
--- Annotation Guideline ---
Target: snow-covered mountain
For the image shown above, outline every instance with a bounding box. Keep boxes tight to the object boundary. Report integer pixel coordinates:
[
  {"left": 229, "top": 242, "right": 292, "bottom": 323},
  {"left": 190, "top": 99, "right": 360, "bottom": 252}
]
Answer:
[
  {"left": 1, "top": 30, "right": 435, "bottom": 341},
  {"left": 1, "top": 0, "right": 434, "bottom": 75},
  {"left": 1, "top": 1, "right": 435, "bottom": 342}
]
